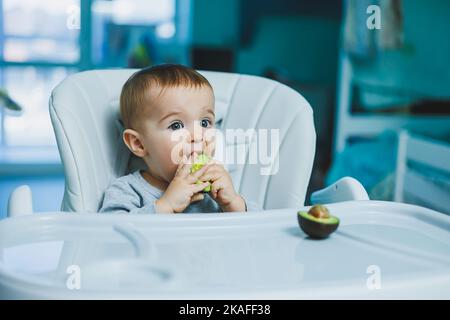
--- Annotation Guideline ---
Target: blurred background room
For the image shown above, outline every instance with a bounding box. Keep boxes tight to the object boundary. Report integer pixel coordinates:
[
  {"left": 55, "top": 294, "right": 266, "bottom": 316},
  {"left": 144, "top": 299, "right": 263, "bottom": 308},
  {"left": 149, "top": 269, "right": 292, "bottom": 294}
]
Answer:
[{"left": 0, "top": 0, "right": 449, "bottom": 218}]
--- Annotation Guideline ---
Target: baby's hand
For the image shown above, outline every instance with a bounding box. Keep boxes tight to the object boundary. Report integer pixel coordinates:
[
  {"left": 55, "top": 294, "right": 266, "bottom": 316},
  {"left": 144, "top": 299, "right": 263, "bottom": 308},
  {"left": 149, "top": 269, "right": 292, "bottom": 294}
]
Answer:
[
  {"left": 155, "top": 155, "right": 210, "bottom": 213},
  {"left": 198, "top": 161, "right": 246, "bottom": 212}
]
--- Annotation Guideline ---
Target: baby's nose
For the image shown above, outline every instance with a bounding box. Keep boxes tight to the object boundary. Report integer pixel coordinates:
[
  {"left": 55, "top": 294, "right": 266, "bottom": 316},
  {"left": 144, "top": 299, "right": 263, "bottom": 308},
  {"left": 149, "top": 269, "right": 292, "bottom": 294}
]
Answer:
[{"left": 189, "top": 122, "right": 204, "bottom": 142}]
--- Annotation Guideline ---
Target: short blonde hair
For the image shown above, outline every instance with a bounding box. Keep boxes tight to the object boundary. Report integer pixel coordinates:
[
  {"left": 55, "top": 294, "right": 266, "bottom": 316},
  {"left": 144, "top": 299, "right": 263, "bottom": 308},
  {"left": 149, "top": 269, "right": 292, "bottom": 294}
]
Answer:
[{"left": 120, "top": 64, "right": 212, "bottom": 129}]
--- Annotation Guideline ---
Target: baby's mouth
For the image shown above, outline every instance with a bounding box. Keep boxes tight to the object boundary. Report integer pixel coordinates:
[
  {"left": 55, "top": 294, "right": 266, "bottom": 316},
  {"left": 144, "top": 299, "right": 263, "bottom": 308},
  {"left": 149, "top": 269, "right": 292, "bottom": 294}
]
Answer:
[
  {"left": 186, "top": 143, "right": 204, "bottom": 157},
  {"left": 189, "top": 150, "right": 203, "bottom": 158}
]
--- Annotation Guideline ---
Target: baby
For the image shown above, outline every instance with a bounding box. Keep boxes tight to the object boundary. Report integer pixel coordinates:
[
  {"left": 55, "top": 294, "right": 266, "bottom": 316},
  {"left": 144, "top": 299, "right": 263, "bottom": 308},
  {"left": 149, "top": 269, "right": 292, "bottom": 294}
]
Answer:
[{"left": 100, "top": 64, "right": 249, "bottom": 214}]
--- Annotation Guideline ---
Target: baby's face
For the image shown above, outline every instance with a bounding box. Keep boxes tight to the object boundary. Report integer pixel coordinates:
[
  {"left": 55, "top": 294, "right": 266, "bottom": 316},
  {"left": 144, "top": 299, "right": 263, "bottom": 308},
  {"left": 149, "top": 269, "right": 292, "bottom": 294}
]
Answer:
[{"left": 138, "top": 85, "right": 215, "bottom": 182}]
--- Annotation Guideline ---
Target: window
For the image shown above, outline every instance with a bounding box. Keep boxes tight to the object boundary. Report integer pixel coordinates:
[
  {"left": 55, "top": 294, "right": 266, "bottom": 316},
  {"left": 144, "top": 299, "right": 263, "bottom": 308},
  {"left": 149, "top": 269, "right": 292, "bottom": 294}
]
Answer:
[
  {"left": 1, "top": 67, "right": 74, "bottom": 146},
  {"left": 0, "top": 0, "right": 187, "bottom": 150},
  {"left": 0, "top": 0, "right": 80, "bottom": 148},
  {"left": 91, "top": 0, "right": 178, "bottom": 67},
  {"left": 1, "top": 0, "right": 80, "bottom": 63}
]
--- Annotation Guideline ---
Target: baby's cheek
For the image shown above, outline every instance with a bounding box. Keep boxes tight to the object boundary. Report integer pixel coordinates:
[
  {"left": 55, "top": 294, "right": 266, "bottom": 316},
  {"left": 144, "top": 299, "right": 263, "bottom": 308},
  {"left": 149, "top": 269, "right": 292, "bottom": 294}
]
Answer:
[
  {"left": 162, "top": 147, "right": 180, "bottom": 181},
  {"left": 167, "top": 130, "right": 188, "bottom": 154},
  {"left": 165, "top": 139, "right": 184, "bottom": 166},
  {"left": 204, "top": 131, "right": 216, "bottom": 156}
]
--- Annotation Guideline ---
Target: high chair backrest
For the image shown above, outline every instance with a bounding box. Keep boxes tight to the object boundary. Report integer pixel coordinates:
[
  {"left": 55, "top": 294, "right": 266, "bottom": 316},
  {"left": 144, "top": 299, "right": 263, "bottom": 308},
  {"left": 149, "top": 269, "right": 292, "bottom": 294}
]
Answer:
[{"left": 50, "top": 69, "right": 316, "bottom": 212}]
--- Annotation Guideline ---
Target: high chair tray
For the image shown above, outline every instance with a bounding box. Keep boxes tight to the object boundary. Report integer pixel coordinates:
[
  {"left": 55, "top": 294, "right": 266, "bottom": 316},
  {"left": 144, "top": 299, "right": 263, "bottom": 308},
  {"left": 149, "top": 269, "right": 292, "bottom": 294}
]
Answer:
[{"left": 1, "top": 201, "right": 450, "bottom": 299}]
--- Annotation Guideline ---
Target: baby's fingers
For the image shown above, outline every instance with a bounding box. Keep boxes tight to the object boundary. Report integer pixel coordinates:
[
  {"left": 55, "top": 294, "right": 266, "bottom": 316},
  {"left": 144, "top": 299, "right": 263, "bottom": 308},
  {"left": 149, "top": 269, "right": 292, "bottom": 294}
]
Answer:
[
  {"left": 190, "top": 193, "right": 205, "bottom": 203},
  {"left": 192, "top": 181, "right": 210, "bottom": 193},
  {"left": 178, "top": 155, "right": 195, "bottom": 177},
  {"left": 174, "top": 155, "right": 187, "bottom": 176},
  {"left": 190, "top": 162, "right": 209, "bottom": 180},
  {"left": 198, "top": 165, "right": 222, "bottom": 182}
]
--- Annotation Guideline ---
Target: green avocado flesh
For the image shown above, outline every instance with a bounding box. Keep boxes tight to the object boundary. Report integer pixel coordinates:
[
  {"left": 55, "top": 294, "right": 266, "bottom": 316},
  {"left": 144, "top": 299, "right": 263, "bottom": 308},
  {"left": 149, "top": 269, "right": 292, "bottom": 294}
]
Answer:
[
  {"left": 190, "top": 154, "right": 212, "bottom": 192},
  {"left": 190, "top": 154, "right": 210, "bottom": 172},
  {"left": 298, "top": 211, "right": 339, "bottom": 225}
]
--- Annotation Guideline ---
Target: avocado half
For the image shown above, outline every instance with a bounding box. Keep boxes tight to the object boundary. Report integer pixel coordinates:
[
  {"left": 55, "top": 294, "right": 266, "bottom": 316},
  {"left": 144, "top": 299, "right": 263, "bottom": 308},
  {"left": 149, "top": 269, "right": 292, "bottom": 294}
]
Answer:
[
  {"left": 190, "top": 153, "right": 212, "bottom": 192},
  {"left": 297, "top": 205, "right": 339, "bottom": 239}
]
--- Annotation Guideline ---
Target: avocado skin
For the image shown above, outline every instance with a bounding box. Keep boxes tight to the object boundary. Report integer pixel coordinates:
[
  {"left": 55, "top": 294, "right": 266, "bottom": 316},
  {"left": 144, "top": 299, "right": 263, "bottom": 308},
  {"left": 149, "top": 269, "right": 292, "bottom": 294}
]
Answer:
[{"left": 297, "top": 211, "right": 339, "bottom": 239}]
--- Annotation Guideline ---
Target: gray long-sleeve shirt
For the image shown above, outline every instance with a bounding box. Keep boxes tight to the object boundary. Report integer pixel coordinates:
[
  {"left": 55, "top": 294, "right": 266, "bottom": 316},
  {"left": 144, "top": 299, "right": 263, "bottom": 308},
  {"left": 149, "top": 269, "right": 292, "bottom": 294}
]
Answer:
[{"left": 99, "top": 170, "right": 256, "bottom": 214}]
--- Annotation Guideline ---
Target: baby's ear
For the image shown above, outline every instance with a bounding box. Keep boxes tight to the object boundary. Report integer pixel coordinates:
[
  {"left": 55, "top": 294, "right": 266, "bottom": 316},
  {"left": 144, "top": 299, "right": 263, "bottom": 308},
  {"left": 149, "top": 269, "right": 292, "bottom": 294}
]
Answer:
[{"left": 123, "top": 129, "right": 147, "bottom": 158}]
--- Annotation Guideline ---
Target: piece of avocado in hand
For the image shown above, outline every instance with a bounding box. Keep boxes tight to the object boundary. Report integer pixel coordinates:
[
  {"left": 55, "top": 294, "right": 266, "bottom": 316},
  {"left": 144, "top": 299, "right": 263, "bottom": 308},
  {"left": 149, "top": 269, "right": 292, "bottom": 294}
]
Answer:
[
  {"left": 190, "top": 153, "right": 212, "bottom": 192},
  {"left": 297, "top": 204, "right": 339, "bottom": 239}
]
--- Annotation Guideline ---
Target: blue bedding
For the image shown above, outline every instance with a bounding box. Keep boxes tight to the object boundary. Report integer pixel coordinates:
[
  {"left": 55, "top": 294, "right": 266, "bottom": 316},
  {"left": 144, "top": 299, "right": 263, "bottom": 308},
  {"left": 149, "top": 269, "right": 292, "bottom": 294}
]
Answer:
[
  {"left": 326, "top": 131, "right": 398, "bottom": 200},
  {"left": 326, "top": 130, "right": 450, "bottom": 201}
]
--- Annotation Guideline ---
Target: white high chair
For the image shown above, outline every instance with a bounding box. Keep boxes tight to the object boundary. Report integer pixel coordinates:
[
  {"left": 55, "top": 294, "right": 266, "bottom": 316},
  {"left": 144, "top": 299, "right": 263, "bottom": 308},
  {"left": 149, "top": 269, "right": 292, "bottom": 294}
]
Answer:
[
  {"left": 6, "top": 70, "right": 450, "bottom": 300},
  {"left": 7, "top": 69, "right": 368, "bottom": 217}
]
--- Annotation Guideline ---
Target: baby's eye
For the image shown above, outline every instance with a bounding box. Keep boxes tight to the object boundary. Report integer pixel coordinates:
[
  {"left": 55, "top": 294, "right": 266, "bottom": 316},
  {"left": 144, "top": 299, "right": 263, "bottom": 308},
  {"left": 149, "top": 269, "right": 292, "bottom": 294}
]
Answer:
[
  {"left": 168, "top": 121, "right": 184, "bottom": 131},
  {"left": 200, "top": 119, "right": 211, "bottom": 128}
]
